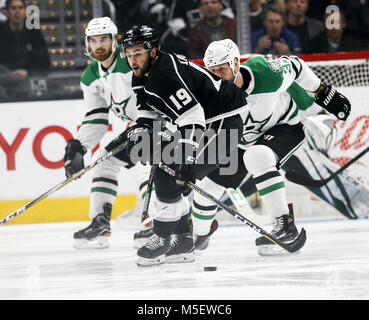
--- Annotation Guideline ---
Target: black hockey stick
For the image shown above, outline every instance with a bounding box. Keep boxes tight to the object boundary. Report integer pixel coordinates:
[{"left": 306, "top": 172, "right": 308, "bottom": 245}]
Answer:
[
  {"left": 140, "top": 165, "right": 156, "bottom": 224},
  {"left": 158, "top": 163, "right": 306, "bottom": 254},
  {"left": 0, "top": 140, "right": 129, "bottom": 226},
  {"left": 285, "top": 146, "right": 369, "bottom": 188}
]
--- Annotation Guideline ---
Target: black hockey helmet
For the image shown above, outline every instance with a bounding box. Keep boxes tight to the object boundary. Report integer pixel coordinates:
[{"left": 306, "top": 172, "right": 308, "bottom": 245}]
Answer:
[{"left": 121, "top": 25, "right": 161, "bottom": 52}]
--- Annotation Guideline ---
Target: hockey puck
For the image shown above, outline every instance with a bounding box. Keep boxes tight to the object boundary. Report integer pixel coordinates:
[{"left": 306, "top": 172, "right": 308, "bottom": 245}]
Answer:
[{"left": 204, "top": 266, "right": 217, "bottom": 272}]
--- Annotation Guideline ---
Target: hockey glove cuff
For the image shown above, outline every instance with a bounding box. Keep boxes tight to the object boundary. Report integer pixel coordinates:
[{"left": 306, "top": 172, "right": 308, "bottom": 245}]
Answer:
[
  {"left": 174, "top": 124, "right": 203, "bottom": 196},
  {"left": 125, "top": 123, "right": 153, "bottom": 164}
]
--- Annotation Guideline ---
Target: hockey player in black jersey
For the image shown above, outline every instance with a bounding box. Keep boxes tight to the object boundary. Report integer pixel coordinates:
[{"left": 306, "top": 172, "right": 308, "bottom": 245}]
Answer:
[{"left": 121, "top": 25, "right": 247, "bottom": 266}]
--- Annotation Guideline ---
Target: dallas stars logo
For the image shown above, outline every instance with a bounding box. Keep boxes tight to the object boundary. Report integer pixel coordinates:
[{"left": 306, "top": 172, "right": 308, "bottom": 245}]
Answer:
[
  {"left": 110, "top": 94, "right": 133, "bottom": 121},
  {"left": 240, "top": 112, "right": 272, "bottom": 145}
]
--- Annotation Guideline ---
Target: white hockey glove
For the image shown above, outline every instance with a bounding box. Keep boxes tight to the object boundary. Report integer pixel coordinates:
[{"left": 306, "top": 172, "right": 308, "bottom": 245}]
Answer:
[{"left": 304, "top": 114, "right": 337, "bottom": 154}]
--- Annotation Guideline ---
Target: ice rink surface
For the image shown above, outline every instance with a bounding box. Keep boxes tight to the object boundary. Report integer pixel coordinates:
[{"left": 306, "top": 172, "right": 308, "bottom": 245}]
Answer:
[{"left": 0, "top": 215, "right": 368, "bottom": 300}]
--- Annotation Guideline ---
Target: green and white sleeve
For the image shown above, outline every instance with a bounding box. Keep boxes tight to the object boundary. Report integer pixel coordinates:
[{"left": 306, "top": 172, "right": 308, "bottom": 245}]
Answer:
[{"left": 76, "top": 82, "right": 110, "bottom": 150}]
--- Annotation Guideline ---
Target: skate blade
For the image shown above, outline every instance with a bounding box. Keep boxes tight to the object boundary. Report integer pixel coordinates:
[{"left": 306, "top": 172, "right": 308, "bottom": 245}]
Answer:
[
  {"left": 194, "top": 250, "right": 204, "bottom": 256},
  {"left": 137, "top": 255, "right": 166, "bottom": 267},
  {"left": 73, "top": 237, "right": 110, "bottom": 249},
  {"left": 165, "top": 252, "right": 195, "bottom": 264},
  {"left": 257, "top": 244, "right": 301, "bottom": 256},
  {"left": 133, "top": 235, "right": 155, "bottom": 250}
]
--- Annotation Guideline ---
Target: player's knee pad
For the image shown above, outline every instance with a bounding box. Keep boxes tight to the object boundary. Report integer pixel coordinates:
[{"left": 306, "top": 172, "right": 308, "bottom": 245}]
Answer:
[
  {"left": 243, "top": 145, "right": 278, "bottom": 176},
  {"left": 193, "top": 177, "right": 225, "bottom": 207}
]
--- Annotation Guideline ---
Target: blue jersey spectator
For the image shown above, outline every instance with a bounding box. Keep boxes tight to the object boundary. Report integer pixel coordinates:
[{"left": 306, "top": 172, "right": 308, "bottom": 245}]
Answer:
[{"left": 251, "top": 4, "right": 301, "bottom": 55}]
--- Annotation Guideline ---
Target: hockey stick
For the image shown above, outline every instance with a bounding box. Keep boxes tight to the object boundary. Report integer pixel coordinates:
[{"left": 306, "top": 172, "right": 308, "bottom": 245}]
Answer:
[
  {"left": 0, "top": 140, "right": 129, "bottom": 226},
  {"left": 285, "top": 146, "right": 369, "bottom": 188},
  {"left": 158, "top": 163, "right": 306, "bottom": 254},
  {"left": 140, "top": 165, "right": 156, "bottom": 225}
]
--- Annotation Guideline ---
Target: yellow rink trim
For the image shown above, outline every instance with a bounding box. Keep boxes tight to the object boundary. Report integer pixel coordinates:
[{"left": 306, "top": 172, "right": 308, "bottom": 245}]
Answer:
[{"left": 0, "top": 194, "right": 136, "bottom": 225}]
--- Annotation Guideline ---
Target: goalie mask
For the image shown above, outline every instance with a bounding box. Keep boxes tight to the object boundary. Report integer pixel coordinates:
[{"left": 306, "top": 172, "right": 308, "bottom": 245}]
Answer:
[
  {"left": 204, "top": 39, "right": 240, "bottom": 78},
  {"left": 85, "top": 17, "right": 118, "bottom": 62}
]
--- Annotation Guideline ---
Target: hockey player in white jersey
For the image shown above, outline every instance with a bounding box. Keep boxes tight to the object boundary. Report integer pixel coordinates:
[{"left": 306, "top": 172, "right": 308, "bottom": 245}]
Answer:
[
  {"left": 63, "top": 17, "right": 156, "bottom": 249},
  {"left": 193, "top": 39, "right": 351, "bottom": 255}
]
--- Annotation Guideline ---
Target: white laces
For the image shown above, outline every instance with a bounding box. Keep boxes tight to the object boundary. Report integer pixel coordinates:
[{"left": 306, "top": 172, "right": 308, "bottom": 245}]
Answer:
[
  {"left": 146, "top": 235, "right": 165, "bottom": 251},
  {"left": 272, "top": 216, "right": 284, "bottom": 233}
]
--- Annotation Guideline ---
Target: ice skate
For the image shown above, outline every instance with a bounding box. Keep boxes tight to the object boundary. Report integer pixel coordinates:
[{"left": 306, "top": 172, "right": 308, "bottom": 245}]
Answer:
[
  {"left": 193, "top": 219, "right": 218, "bottom": 252},
  {"left": 137, "top": 234, "right": 170, "bottom": 266},
  {"left": 133, "top": 227, "right": 154, "bottom": 249},
  {"left": 73, "top": 203, "right": 112, "bottom": 249},
  {"left": 165, "top": 232, "right": 195, "bottom": 263},
  {"left": 256, "top": 204, "right": 301, "bottom": 256}
]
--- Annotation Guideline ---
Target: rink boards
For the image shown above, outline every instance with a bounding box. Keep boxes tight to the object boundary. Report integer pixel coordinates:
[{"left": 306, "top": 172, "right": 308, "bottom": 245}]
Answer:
[{"left": 0, "top": 100, "right": 137, "bottom": 224}]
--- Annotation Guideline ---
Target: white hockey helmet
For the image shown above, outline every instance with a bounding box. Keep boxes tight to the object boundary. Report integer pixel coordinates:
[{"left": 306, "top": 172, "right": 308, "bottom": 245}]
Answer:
[
  {"left": 85, "top": 17, "right": 118, "bottom": 61},
  {"left": 204, "top": 38, "right": 240, "bottom": 77}
]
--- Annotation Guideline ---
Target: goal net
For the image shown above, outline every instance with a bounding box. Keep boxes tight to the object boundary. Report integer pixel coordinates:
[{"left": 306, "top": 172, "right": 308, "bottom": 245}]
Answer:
[{"left": 301, "top": 52, "right": 369, "bottom": 184}]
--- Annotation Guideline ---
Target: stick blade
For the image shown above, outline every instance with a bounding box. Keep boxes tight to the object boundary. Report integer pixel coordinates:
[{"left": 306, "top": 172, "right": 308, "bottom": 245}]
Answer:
[
  {"left": 285, "top": 171, "right": 324, "bottom": 189},
  {"left": 286, "top": 228, "right": 307, "bottom": 253}
]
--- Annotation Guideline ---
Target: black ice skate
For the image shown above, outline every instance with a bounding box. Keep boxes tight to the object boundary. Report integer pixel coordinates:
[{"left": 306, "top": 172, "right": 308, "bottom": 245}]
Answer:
[
  {"left": 137, "top": 234, "right": 170, "bottom": 266},
  {"left": 165, "top": 232, "right": 195, "bottom": 263},
  {"left": 255, "top": 203, "right": 300, "bottom": 256},
  {"left": 193, "top": 219, "right": 218, "bottom": 252},
  {"left": 73, "top": 203, "right": 112, "bottom": 249},
  {"left": 133, "top": 227, "right": 155, "bottom": 249}
]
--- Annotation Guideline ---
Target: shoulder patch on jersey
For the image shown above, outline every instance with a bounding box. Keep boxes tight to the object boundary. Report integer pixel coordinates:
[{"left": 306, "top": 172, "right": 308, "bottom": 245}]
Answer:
[
  {"left": 81, "top": 60, "right": 100, "bottom": 86},
  {"left": 265, "top": 56, "right": 282, "bottom": 73},
  {"left": 243, "top": 56, "right": 283, "bottom": 95}
]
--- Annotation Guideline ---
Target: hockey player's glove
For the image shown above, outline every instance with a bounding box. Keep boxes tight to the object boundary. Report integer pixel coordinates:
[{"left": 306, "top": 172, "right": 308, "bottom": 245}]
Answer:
[
  {"left": 315, "top": 83, "right": 351, "bottom": 120},
  {"left": 125, "top": 123, "right": 153, "bottom": 165},
  {"left": 174, "top": 154, "right": 196, "bottom": 197},
  {"left": 174, "top": 125, "right": 203, "bottom": 196},
  {"left": 64, "top": 139, "right": 87, "bottom": 178}
]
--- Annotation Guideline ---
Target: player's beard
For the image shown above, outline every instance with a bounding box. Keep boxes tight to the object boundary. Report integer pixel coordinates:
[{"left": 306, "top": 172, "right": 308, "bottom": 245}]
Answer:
[
  {"left": 131, "top": 57, "right": 152, "bottom": 78},
  {"left": 92, "top": 46, "right": 113, "bottom": 62}
]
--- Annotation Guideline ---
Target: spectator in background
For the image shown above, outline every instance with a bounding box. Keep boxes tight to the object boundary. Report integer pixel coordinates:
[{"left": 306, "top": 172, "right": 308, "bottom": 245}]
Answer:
[
  {"left": 261, "top": 0, "right": 285, "bottom": 11},
  {"left": 249, "top": 0, "right": 267, "bottom": 32},
  {"left": 0, "top": 0, "right": 50, "bottom": 100},
  {"left": 308, "top": 9, "right": 368, "bottom": 53},
  {"left": 285, "top": 0, "right": 324, "bottom": 53},
  {"left": 188, "top": 0, "right": 237, "bottom": 59},
  {"left": 140, "top": 0, "right": 200, "bottom": 56},
  {"left": 251, "top": 5, "right": 301, "bottom": 55}
]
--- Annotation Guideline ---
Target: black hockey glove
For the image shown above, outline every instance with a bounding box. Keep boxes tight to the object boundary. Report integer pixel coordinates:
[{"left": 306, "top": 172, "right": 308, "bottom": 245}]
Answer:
[
  {"left": 174, "top": 125, "right": 203, "bottom": 196},
  {"left": 125, "top": 123, "right": 153, "bottom": 164},
  {"left": 315, "top": 83, "right": 351, "bottom": 121},
  {"left": 64, "top": 139, "right": 87, "bottom": 178},
  {"left": 174, "top": 152, "right": 196, "bottom": 197}
]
